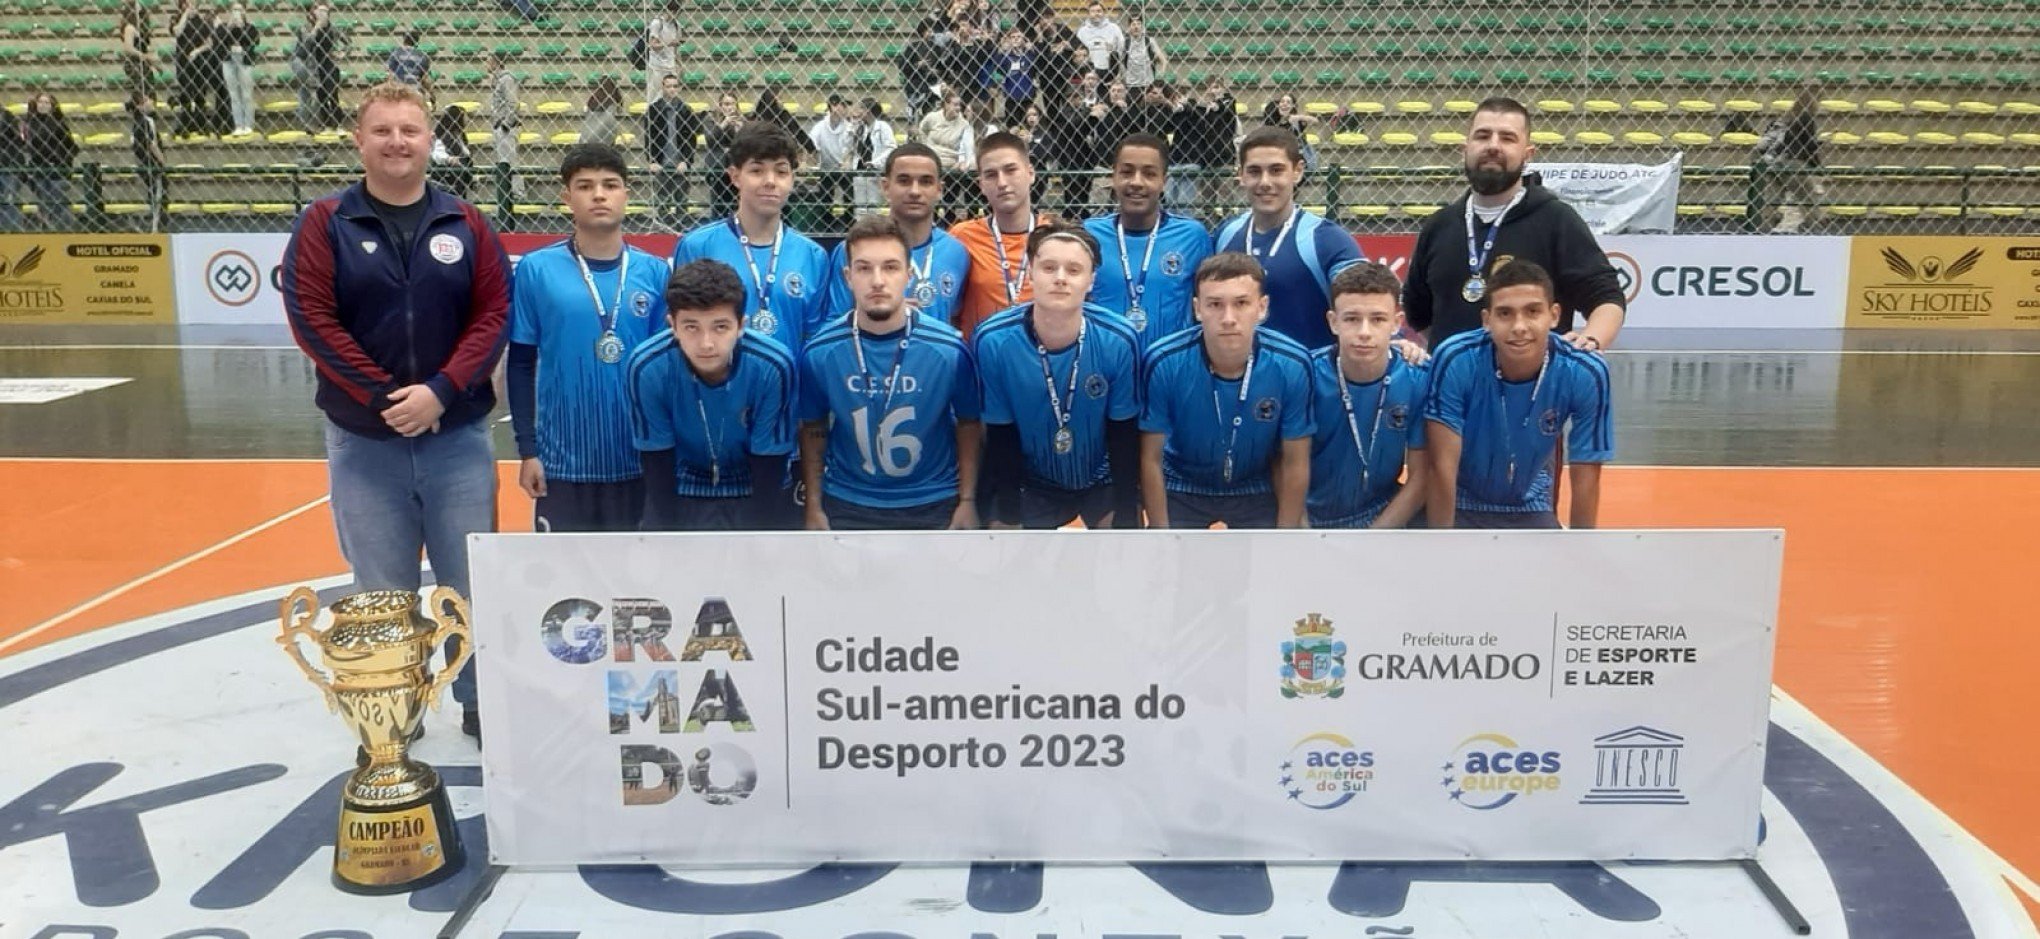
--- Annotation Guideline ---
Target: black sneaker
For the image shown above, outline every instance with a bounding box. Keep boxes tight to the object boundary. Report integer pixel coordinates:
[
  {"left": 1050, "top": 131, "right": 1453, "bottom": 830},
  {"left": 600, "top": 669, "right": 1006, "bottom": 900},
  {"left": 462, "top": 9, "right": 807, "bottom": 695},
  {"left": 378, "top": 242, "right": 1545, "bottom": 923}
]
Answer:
[
  {"left": 461, "top": 706, "right": 481, "bottom": 744},
  {"left": 355, "top": 723, "right": 425, "bottom": 767}
]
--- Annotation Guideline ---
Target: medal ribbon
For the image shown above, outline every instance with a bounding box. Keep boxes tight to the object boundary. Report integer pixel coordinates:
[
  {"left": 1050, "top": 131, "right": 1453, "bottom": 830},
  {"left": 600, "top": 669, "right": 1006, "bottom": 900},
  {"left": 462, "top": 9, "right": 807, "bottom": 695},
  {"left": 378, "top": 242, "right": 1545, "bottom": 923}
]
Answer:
[
  {"left": 1116, "top": 213, "right": 1161, "bottom": 314},
  {"left": 1335, "top": 352, "right": 1394, "bottom": 496},
  {"left": 989, "top": 212, "right": 1035, "bottom": 302},
  {"left": 1031, "top": 307, "right": 1087, "bottom": 447},
  {"left": 732, "top": 218, "right": 784, "bottom": 324},
  {"left": 1463, "top": 187, "right": 1528, "bottom": 287},
  {"left": 569, "top": 238, "right": 629, "bottom": 347},
  {"left": 1209, "top": 339, "right": 1258, "bottom": 483}
]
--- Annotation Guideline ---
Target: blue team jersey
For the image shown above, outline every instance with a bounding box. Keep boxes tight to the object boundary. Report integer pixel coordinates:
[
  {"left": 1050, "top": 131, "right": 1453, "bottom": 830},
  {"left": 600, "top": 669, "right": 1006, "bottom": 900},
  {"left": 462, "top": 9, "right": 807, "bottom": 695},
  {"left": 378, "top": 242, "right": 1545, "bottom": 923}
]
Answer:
[
  {"left": 798, "top": 312, "right": 982, "bottom": 509},
  {"left": 1307, "top": 347, "right": 1430, "bottom": 527},
  {"left": 1214, "top": 207, "right": 1365, "bottom": 350},
  {"left": 1139, "top": 326, "right": 1316, "bottom": 496},
  {"left": 509, "top": 243, "right": 672, "bottom": 483},
  {"left": 674, "top": 218, "right": 832, "bottom": 353},
  {"left": 625, "top": 330, "right": 798, "bottom": 498},
  {"left": 824, "top": 228, "right": 972, "bottom": 327},
  {"left": 973, "top": 303, "right": 1142, "bottom": 491},
  {"left": 1083, "top": 211, "right": 1212, "bottom": 348},
  {"left": 1426, "top": 331, "right": 1614, "bottom": 513}
]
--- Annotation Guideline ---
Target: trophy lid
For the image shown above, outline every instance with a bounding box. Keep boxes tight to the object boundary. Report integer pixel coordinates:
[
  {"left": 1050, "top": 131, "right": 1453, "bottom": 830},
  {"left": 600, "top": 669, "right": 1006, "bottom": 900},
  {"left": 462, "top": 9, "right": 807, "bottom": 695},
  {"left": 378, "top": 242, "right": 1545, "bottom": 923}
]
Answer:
[{"left": 325, "top": 590, "right": 434, "bottom": 651}]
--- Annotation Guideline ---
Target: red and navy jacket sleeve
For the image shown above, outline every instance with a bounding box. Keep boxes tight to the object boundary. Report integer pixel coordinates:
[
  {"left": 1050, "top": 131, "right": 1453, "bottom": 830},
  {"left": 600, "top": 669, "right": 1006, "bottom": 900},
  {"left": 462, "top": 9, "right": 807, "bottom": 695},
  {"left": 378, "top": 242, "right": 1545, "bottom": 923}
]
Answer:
[
  {"left": 426, "top": 204, "right": 511, "bottom": 408},
  {"left": 282, "top": 197, "right": 394, "bottom": 408}
]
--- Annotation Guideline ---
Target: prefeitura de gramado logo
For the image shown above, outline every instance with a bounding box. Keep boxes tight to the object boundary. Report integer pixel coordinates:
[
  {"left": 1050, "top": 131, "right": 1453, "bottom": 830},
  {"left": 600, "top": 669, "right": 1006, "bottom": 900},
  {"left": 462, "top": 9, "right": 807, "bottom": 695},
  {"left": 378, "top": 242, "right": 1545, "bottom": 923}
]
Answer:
[{"left": 1280, "top": 613, "right": 1345, "bottom": 699}]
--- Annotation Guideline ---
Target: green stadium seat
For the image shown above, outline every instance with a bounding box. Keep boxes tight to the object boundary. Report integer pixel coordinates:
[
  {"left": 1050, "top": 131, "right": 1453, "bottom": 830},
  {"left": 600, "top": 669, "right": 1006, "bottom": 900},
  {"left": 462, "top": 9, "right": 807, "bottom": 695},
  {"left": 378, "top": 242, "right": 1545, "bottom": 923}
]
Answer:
[
  {"left": 1244, "top": 41, "right": 1276, "bottom": 57},
  {"left": 1679, "top": 41, "right": 1711, "bottom": 57},
  {"left": 1638, "top": 41, "right": 1671, "bottom": 58},
  {"left": 1271, "top": 71, "right": 1302, "bottom": 87},
  {"left": 1327, "top": 42, "right": 1359, "bottom": 58},
  {"left": 1415, "top": 41, "right": 1448, "bottom": 57},
  {"left": 1206, "top": 42, "right": 1234, "bottom": 58},
  {"left": 1370, "top": 40, "right": 1399, "bottom": 57},
  {"left": 1458, "top": 41, "right": 1492, "bottom": 58},
  {"left": 1592, "top": 40, "right": 1624, "bottom": 57},
  {"left": 1631, "top": 69, "right": 1667, "bottom": 86},
  {"left": 1401, "top": 69, "right": 1437, "bottom": 87},
  {"left": 721, "top": 70, "right": 752, "bottom": 85},
  {"left": 1315, "top": 69, "right": 1347, "bottom": 85},
  {"left": 1676, "top": 70, "right": 1712, "bottom": 86},
  {"left": 1229, "top": 70, "right": 1258, "bottom": 88},
  {"left": 1505, "top": 40, "right": 1536, "bottom": 57},
  {"left": 1449, "top": 69, "right": 1482, "bottom": 85},
  {"left": 1586, "top": 68, "right": 1620, "bottom": 87},
  {"left": 1543, "top": 69, "right": 1578, "bottom": 84},
  {"left": 1259, "top": 15, "right": 1287, "bottom": 31},
  {"left": 1495, "top": 67, "right": 1530, "bottom": 84}
]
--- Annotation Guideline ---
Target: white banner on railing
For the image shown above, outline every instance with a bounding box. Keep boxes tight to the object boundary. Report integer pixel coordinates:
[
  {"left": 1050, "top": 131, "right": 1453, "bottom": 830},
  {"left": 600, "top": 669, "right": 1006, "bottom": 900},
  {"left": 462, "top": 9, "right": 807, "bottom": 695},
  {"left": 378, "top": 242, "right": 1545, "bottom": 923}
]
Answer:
[
  {"left": 471, "top": 530, "right": 1781, "bottom": 866},
  {"left": 1533, "top": 155, "right": 1683, "bottom": 234}
]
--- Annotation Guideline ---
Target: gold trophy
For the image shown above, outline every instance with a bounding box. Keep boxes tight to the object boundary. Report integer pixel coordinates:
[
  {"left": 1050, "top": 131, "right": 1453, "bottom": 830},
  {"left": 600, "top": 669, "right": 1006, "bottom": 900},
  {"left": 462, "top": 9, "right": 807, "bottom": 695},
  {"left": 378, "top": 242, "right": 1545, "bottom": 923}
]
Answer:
[{"left": 278, "top": 586, "right": 473, "bottom": 894}]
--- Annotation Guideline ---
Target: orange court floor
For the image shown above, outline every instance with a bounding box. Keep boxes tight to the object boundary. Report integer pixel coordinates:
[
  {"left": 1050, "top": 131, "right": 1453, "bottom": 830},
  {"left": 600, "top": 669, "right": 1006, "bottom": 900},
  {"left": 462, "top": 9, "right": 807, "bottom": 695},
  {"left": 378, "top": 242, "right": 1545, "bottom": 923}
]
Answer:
[{"left": 1, "top": 457, "right": 2036, "bottom": 928}]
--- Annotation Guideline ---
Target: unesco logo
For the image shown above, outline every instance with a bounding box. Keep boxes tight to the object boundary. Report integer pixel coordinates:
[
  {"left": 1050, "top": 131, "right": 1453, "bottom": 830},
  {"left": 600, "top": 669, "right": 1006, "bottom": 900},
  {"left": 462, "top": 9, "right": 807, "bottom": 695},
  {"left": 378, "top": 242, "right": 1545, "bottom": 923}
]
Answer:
[{"left": 205, "top": 250, "right": 261, "bottom": 307}]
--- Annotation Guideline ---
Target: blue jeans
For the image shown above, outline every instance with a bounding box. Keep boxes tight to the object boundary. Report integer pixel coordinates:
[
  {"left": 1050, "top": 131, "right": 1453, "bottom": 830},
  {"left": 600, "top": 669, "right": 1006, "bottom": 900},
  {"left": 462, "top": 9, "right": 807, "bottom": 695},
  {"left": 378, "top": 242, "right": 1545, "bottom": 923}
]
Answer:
[
  {"left": 323, "top": 418, "right": 497, "bottom": 707},
  {"left": 0, "top": 173, "right": 22, "bottom": 231},
  {"left": 30, "top": 172, "right": 70, "bottom": 230}
]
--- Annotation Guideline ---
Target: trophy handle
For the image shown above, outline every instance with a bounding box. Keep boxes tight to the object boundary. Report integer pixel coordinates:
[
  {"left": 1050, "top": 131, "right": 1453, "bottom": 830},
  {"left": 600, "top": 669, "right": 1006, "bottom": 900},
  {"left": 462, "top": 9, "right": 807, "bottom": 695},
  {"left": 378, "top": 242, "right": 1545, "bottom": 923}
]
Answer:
[
  {"left": 276, "top": 586, "right": 338, "bottom": 712},
  {"left": 421, "top": 586, "right": 474, "bottom": 713}
]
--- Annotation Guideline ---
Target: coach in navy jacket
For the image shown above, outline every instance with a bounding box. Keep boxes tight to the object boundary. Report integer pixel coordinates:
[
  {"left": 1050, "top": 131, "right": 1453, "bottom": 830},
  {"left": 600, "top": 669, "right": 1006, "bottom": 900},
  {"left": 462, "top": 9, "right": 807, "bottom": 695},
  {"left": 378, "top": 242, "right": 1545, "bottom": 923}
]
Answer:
[{"left": 282, "top": 81, "right": 509, "bottom": 740}]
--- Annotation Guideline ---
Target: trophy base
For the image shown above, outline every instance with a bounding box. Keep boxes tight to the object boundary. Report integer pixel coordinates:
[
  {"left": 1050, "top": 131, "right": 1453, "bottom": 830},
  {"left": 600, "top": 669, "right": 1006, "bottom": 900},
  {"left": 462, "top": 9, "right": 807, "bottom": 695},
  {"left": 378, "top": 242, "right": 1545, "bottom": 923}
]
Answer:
[{"left": 331, "top": 785, "right": 465, "bottom": 895}]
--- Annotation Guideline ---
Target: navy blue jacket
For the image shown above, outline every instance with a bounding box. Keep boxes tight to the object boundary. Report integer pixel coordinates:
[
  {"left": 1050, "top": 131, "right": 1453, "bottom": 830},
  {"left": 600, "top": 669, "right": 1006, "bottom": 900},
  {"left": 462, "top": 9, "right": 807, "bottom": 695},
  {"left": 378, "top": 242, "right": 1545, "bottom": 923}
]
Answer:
[{"left": 283, "top": 182, "right": 510, "bottom": 438}]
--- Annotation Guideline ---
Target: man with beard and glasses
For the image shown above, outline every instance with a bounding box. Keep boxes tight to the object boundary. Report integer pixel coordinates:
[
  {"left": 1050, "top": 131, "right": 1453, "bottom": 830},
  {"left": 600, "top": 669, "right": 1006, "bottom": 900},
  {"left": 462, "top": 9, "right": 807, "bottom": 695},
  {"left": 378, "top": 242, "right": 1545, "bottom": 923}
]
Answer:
[{"left": 1403, "top": 97, "right": 1626, "bottom": 353}]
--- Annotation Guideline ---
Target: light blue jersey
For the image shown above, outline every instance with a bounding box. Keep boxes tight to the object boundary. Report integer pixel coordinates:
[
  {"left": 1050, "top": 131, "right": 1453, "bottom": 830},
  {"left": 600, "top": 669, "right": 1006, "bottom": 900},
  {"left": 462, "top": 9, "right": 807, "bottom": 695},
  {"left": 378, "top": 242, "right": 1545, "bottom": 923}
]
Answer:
[
  {"left": 1139, "top": 326, "right": 1316, "bottom": 497},
  {"left": 1214, "top": 207, "right": 1365, "bottom": 350},
  {"left": 1083, "top": 211, "right": 1211, "bottom": 347},
  {"left": 824, "top": 228, "right": 972, "bottom": 326},
  {"left": 798, "top": 312, "right": 982, "bottom": 508},
  {"left": 973, "top": 303, "right": 1142, "bottom": 491},
  {"left": 674, "top": 218, "right": 832, "bottom": 353},
  {"left": 626, "top": 330, "right": 798, "bottom": 498},
  {"left": 1306, "top": 347, "right": 1429, "bottom": 527},
  {"left": 1426, "top": 331, "right": 1613, "bottom": 514}
]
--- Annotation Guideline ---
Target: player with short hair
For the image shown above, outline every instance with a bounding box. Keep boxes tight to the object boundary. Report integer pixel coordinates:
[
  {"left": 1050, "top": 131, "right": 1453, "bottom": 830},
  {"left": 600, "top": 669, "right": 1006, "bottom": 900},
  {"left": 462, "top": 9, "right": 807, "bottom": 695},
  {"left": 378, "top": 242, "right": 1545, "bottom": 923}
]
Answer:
[
  {"left": 950, "top": 131, "right": 1050, "bottom": 338},
  {"left": 1139, "top": 252, "right": 1315, "bottom": 529},
  {"left": 1213, "top": 125, "right": 1365, "bottom": 350},
  {"left": 1425, "top": 259, "right": 1612, "bottom": 529},
  {"left": 972, "top": 223, "right": 1143, "bottom": 529},
  {"left": 1307, "top": 262, "right": 1430, "bottom": 529},
  {"left": 673, "top": 122, "right": 832, "bottom": 354},
  {"left": 800, "top": 215, "right": 983, "bottom": 531},
  {"left": 825, "top": 142, "right": 973, "bottom": 326},
  {"left": 626, "top": 259, "right": 798, "bottom": 531},
  {"left": 1083, "top": 132, "right": 1211, "bottom": 348},
  {"left": 508, "top": 143, "right": 672, "bottom": 532}
]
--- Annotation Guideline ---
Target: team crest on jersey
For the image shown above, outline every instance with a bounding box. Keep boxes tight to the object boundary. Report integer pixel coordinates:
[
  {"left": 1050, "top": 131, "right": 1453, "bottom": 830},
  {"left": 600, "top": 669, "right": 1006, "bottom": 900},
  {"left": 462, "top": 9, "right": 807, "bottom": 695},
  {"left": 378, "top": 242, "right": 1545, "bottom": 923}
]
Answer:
[
  {"left": 1256, "top": 397, "right": 1279, "bottom": 422},
  {"left": 631, "top": 291, "right": 653, "bottom": 317},
  {"left": 1162, "top": 251, "right": 1185, "bottom": 276},
  {"left": 1539, "top": 408, "right": 1560, "bottom": 436},
  {"left": 428, "top": 233, "right": 464, "bottom": 264},
  {"left": 1085, "top": 373, "right": 1108, "bottom": 399},
  {"left": 1388, "top": 404, "right": 1409, "bottom": 430},
  {"left": 784, "top": 272, "right": 806, "bottom": 298},
  {"left": 940, "top": 272, "right": 958, "bottom": 297}
]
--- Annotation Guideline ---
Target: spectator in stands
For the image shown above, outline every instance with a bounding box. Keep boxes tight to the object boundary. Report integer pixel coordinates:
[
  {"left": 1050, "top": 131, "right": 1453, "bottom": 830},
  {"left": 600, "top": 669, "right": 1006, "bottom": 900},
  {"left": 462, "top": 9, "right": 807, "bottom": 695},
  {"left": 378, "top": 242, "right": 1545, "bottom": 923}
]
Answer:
[
  {"left": 919, "top": 91, "right": 975, "bottom": 171},
  {"left": 850, "top": 98, "right": 897, "bottom": 210},
  {"left": 983, "top": 27, "right": 1036, "bottom": 123},
  {"left": 387, "top": 31, "right": 431, "bottom": 97},
  {"left": 190, "top": 7, "right": 231, "bottom": 135},
  {"left": 430, "top": 104, "right": 472, "bottom": 198},
  {"left": 1173, "top": 75, "right": 1236, "bottom": 214},
  {"left": 296, "top": 3, "right": 345, "bottom": 133},
  {"left": 1086, "top": 79, "right": 1136, "bottom": 166},
  {"left": 128, "top": 89, "right": 168, "bottom": 232},
  {"left": 1028, "top": 9, "right": 1082, "bottom": 101},
  {"left": 644, "top": 0, "right": 680, "bottom": 102},
  {"left": 486, "top": 53, "right": 520, "bottom": 194},
  {"left": 703, "top": 92, "right": 743, "bottom": 217},
  {"left": 808, "top": 93, "right": 856, "bottom": 209},
  {"left": 218, "top": 2, "right": 260, "bottom": 135},
  {"left": 22, "top": 92, "right": 78, "bottom": 230},
  {"left": 1263, "top": 94, "right": 1318, "bottom": 171},
  {"left": 1075, "top": 2, "right": 1123, "bottom": 80},
  {"left": 582, "top": 76, "right": 624, "bottom": 149},
  {"left": 944, "top": 22, "right": 996, "bottom": 105},
  {"left": 1118, "top": 13, "right": 1166, "bottom": 96},
  {"left": 753, "top": 90, "right": 807, "bottom": 154},
  {"left": 118, "top": 2, "right": 158, "bottom": 97},
  {"left": 171, "top": 0, "right": 205, "bottom": 134},
  {"left": 1129, "top": 81, "right": 1172, "bottom": 138},
  {"left": 899, "top": 18, "right": 943, "bottom": 123},
  {"left": 644, "top": 72, "right": 698, "bottom": 219},
  {"left": 1036, "top": 86, "right": 1089, "bottom": 214},
  {"left": 0, "top": 108, "right": 22, "bottom": 231},
  {"left": 1758, "top": 86, "right": 1824, "bottom": 234},
  {"left": 1012, "top": 103, "right": 1048, "bottom": 207},
  {"left": 968, "top": 98, "right": 1003, "bottom": 145}
]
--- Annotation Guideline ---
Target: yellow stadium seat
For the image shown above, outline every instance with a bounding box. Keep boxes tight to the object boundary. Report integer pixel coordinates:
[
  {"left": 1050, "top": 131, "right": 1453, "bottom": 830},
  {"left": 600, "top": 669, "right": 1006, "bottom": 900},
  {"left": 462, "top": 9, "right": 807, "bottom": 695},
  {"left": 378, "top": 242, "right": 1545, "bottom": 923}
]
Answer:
[
  {"left": 1865, "top": 99, "right": 1905, "bottom": 114},
  {"left": 1825, "top": 205, "right": 1868, "bottom": 217},
  {"left": 166, "top": 202, "right": 199, "bottom": 215},
  {"left": 1924, "top": 206, "right": 1963, "bottom": 217},
  {"left": 1873, "top": 205, "right": 1921, "bottom": 217},
  {"left": 1530, "top": 130, "right": 1567, "bottom": 146},
  {"left": 1403, "top": 205, "right": 1443, "bottom": 218},
  {"left": 535, "top": 101, "right": 573, "bottom": 115},
  {"left": 617, "top": 132, "right": 638, "bottom": 147},
  {"left": 1865, "top": 131, "right": 1910, "bottom": 145},
  {"left": 1379, "top": 131, "right": 1419, "bottom": 146},
  {"left": 2011, "top": 132, "right": 2040, "bottom": 146},
  {"left": 1395, "top": 100, "right": 1433, "bottom": 114},
  {"left": 1677, "top": 204, "right": 1706, "bottom": 217},
  {"left": 1724, "top": 99, "right": 1763, "bottom": 113},
  {"left": 1818, "top": 99, "right": 1857, "bottom": 114},
  {"left": 266, "top": 130, "right": 308, "bottom": 144},
  {"left": 84, "top": 101, "right": 126, "bottom": 116},
  {"left": 1304, "top": 101, "right": 1339, "bottom": 116},
  {"left": 627, "top": 101, "right": 649, "bottom": 116},
  {"left": 251, "top": 203, "right": 297, "bottom": 215},
  {"left": 1332, "top": 131, "right": 1369, "bottom": 147},
  {"left": 1623, "top": 131, "right": 1665, "bottom": 145},
  {"left": 262, "top": 100, "right": 298, "bottom": 113},
  {"left": 549, "top": 132, "right": 582, "bottom": 145},
  {"left": 1671, "top": 131, "right": 1713, "bottom": 146},
  {"left": 1536, "top": 99, "right": 1574, "bottom": 114},
  {"left": 1827, "top": 131, "right": 1864, "bottom": 145},
  {"left": 103, "top": 202, "right": 145, "bottom": 215},
  {"left": 1976, "top": 206, "right": 2028, "bottom": 218},
  {"left": 1914, "top": 131, "right": 1958, "bottom": 145},
  {"left": 2, "top": 103, "right": 22, "bottom": 115},
  {"left": 517, "top": 132, "right": 542, "bottom": 144},
  {"left": 201, "top": 202, "right": 249, "bottom": 214},
  {"left": 466, "top": 131, "right": 492, "bottom": 145},
  {"left": 1909, "top": 99, "right": 1951, "bottom": 114},
  {"left": 1574, "top": 130, "right": 1615, "bottom": 145},
  {"left": 1962, "top": 132, "right": 2007, "bottom": 145},
  {"left": 82, "top": 132, "right": 123, "bottom": 147},
  {"left": 59, "top": 102, "right": 82, "bottom": 115},
  {"left": 313, "top": 131, "right": 346, "bottom": 144},
  {"left": 1347, "top": 101, "right": 1386, "bottom": 116},
  {"left": 1714, "top": 204, "right": 1748, "bottom": 217},
  {"left": 1429, "top": 131, "right": 1466, "bottom": 145},
  {"left": 448, "top": 101, "right": 480, "bottom": 113},
  {"left": 1345, "top": 205, "right": 1391, "bottom": 219},
  {"left": 1956, "top": 101, "right": 1998, "bottom": 115},
  {"left": 1444, "top": 99, "right": 1478, "bottom": 114},
  {"left": 1583, "top": 99, "right": 1622, "bottom": 114},
  {"left": 2001, "top": 102, "right": 2040, "bottom": 116},
  {"left": 1769, "top": 99, "right": 1795, "bottom": 112},
  {"left": 222, "top": 130, "right": 259, "bottom": 141},
  {"left": 1721, "top": 131, "right": 1761, "bottom": 147},
  {"left": 1677, "top": 99, "right": 1717, "bottom": 113},
  {"left": 1630, "top": 99, "right": 1669, "bottom": 114}
]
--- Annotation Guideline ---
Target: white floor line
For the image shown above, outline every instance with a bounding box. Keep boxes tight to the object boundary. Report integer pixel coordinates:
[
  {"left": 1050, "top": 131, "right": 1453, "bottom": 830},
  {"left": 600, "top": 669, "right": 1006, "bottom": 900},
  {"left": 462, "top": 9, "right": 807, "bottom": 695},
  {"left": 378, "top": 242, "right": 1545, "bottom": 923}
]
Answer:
[{"left": 0, "top": 494, "right": 332, "bottom": 656}]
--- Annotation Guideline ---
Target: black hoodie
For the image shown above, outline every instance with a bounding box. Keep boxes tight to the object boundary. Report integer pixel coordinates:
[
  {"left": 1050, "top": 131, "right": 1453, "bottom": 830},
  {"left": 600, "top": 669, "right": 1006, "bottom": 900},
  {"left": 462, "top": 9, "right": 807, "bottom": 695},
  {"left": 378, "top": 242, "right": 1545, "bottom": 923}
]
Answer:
[{"left": 1404, "top": 183, "right": 1625, "bottom": 344}]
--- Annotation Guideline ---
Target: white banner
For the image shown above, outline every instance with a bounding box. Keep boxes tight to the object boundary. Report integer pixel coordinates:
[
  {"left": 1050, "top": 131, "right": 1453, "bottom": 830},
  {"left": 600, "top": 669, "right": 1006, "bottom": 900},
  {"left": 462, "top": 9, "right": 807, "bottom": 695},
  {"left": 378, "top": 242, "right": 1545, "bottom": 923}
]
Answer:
[
  {"left": 1601, "top": 235, "right": 1850, "bottom": 329},
  {"left": 1533, "top": 156, "right": 1683, "bottom": 234},
  {"left": 471, "top": 530, "right": 1781, "bottom": 866},
  {"left": 170, "top": 232, "right": 291, "bottom": 326}
]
